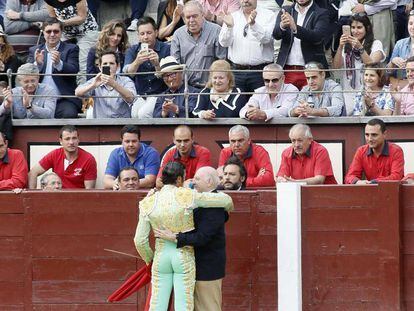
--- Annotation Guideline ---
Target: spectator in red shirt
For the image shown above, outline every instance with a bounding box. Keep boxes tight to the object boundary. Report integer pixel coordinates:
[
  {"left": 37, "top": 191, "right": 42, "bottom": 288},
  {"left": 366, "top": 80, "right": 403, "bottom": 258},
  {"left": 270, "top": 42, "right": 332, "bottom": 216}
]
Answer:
[
  {"left": 345, "top": 118, "right": 404, "bottom": 184},
  {"left": 0, "top": 131, "right": 28, "bottom": 190},
  {"left": 156, "top": 125, "right": 211, "bottom": 188},
  {"left": 218, "top": 125, "right": 275, "bottom": 187},
  {"left": 28, "top": 125, "right": 97, "bottom": 189},
  {"left": 276, "top": 124, "right": 337, "bottom": 185}
]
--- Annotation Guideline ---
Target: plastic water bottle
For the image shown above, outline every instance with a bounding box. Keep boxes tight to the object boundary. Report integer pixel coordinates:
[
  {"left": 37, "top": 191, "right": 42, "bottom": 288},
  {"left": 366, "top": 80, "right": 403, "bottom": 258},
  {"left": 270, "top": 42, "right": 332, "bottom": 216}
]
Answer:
[{"left": 307, "top": 93, "right": 314, "bottom": 108}]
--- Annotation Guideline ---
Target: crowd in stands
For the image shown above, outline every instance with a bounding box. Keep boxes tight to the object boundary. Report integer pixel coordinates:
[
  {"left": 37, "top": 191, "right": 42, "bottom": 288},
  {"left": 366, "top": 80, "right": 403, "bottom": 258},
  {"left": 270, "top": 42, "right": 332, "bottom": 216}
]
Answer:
[{"left": 0, "top": 0, "right": 410, "bottom": 123}]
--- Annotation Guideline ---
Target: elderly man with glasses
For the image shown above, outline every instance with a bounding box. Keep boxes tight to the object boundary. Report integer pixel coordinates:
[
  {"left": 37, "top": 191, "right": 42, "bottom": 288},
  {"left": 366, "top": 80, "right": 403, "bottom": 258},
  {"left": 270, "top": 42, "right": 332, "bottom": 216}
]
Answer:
[
  {"left": 219, "top": 0, "right": 276, "bottom": 93},
  {"left": 239, "top": 63, "right": 298, "bottom": 120},
  {"left": 153, "top": 56, "right": 198, "bottom": 118},
  {"left": 290, "top": 62, "right": 345, "bottom": 117}
]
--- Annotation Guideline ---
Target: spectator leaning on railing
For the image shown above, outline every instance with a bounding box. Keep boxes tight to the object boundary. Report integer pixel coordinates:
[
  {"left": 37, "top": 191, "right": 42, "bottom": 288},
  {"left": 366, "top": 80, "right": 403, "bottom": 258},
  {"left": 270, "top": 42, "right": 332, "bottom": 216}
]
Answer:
[
  {"left": 193, "top": 59, "right": 248, "bottom": 119},
  {"left": 0, "top": 63, "right": 57, "bottom": 119},
  {"left": 239, "top": 63, "right": 298, "bottom": 121},
  {"left": 290, "top": 62, "right": 345, "bottom": 117},
  {"left": 153, "top": 56, "right": 199, "bottom": 118},
  {"left": 75, "top": 50, "right": 136, "bottom": 119}
]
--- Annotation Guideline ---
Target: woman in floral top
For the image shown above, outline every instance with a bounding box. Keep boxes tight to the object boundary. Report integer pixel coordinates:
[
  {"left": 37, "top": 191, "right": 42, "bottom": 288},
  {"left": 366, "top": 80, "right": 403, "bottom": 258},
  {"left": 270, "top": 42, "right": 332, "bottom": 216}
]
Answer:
[
  {"left": 44, "top": 0, "right": 99, "bottom": 83},
  {"left": 352, "top": 63, "right": 394, "bottom": 116}
]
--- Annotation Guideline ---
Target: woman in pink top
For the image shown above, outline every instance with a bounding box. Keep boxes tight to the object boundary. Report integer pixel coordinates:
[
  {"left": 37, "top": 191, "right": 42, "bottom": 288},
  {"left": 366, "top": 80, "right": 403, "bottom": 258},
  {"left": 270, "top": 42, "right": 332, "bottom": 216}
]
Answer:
[{"left": 394, "top": 57, "right": 414, "bottom": 115}]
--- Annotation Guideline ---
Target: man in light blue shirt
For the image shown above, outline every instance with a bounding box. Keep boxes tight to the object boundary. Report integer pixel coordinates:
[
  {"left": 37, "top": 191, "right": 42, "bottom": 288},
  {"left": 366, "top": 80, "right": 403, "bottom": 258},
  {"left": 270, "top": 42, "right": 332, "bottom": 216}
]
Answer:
[
  {"left": 104, "top": 125, "right": 160, "bottom": 189},
  {"left": 75, "top": 50, "right": 136, "bottom": 118}
]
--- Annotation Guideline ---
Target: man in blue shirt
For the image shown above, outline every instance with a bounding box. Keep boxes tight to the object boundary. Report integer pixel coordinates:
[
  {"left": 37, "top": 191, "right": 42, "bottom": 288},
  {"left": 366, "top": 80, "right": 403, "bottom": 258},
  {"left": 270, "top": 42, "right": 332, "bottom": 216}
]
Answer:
[{"left": 104, "top": 125, "right": 160, "bottom": 189}]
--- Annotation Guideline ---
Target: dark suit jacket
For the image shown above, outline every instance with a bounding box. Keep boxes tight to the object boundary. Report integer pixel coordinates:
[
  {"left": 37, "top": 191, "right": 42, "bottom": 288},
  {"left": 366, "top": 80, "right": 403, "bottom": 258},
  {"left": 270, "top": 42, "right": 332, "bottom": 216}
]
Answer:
[
  {"left": 28, "top": 41, "right": 81, "bottom": 107},
  {"left": 177, "top": 204, "right": 228, "bottom": 281},
  {"left": 273, "top": 2, "right": 330, "bottom": 68}
]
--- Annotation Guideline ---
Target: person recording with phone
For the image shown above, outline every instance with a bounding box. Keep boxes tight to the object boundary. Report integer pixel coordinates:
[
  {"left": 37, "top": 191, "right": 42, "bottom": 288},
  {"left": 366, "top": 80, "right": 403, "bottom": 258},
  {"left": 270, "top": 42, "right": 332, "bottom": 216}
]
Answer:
[
  {"left": 75, "top": 50, "right": 136, "bottom": 118},
  {"left": 332, "top": 14, "right": 385, "bottom": 114},
  {"left": 123, "top": 16, "right": 170, "bottom": 118},
  {"left": 290, "top": 62, "right": 345, "bottom": 118}
]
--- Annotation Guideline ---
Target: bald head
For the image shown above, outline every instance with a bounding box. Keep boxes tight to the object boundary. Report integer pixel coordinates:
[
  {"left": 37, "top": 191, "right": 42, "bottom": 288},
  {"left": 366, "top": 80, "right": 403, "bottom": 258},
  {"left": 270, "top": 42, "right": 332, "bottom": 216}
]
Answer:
[{"left": 193, "top": 166, "right": 220, "bottom": 192}]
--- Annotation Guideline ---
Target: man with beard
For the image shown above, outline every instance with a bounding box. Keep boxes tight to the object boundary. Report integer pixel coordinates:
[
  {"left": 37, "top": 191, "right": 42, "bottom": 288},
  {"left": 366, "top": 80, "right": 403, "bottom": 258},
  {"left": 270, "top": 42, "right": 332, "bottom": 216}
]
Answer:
[
  {"left": 345, "top": 118, "right": 404, "bottom": 184},
  {"left": 156, "top": 125, "right": 211, "bottom": 188},
  {"left": 239, "top": 63, "right": 298, "bottom": 120},
  {"left": 104, "top": 125, "right": 160, "bottom": 189},
  {"left": 28, "top": 125, "right": 97, "bottom": 189},
  {"left": 273, "top": 0, "right": 331, "bottom": 89},
  {"left": 220, "top": 157, "right": 247, "bottom": 190}
]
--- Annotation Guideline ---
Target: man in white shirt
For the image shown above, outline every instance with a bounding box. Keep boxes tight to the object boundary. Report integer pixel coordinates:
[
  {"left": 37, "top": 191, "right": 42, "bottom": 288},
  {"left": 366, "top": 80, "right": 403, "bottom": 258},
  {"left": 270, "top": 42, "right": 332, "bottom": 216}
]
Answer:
[
  {"left": 239, "top": 63, "right": 298, "bottom": 120},
  {"left": 219, "top": 0, "right": 276, "bottom": 93},
  {"left": 273, "top": 0, "right": 330, "bottom": 90}
]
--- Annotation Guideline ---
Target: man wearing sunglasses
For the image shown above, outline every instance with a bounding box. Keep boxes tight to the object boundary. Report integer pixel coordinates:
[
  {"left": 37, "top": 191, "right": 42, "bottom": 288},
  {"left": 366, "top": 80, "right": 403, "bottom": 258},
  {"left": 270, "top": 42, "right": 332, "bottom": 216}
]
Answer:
[
  {"left": 219, "top": 0, "right": 276, "bottom": 93},
  {"left": 239, "top": 63, "right": 298, "bottom": 120},
  {"left": 28, "top": 17, "right": 81, "bottom": 119}
]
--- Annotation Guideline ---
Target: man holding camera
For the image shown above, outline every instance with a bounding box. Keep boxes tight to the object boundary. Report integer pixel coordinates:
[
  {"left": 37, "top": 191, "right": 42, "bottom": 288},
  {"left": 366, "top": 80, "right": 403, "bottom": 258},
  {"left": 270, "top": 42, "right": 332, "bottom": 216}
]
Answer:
[
  {"left": 75, "top": 51, "right": 136, "bottom": 118},
  {"left": 123, "top": 16, "right": 170, "bottom": 118}
]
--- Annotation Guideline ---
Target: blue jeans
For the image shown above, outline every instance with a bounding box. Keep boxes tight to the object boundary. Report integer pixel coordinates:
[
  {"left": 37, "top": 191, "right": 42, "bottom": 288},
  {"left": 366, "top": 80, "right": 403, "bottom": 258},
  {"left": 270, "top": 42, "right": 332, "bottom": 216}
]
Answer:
[{"left": 394, "top": 6, "right": 409, "bottom": 42}]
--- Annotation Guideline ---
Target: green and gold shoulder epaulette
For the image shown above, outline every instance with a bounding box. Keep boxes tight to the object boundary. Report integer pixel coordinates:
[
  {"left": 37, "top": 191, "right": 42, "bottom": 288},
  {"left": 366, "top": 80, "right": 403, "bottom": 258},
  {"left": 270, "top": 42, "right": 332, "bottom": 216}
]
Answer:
[{"left": 139, "top": 194, "right": 156, "bottom": 216}]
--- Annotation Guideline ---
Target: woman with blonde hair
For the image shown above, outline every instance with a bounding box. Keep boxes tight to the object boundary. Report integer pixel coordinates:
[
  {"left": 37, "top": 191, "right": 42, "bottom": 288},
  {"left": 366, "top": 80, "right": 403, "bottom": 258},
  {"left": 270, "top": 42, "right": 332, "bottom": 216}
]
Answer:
[
  {"left": 193, "top": 59, "right": 247, "bottom": 119},
  {"left": 86, "top": 19, "right": 129, "bottom": 79}
]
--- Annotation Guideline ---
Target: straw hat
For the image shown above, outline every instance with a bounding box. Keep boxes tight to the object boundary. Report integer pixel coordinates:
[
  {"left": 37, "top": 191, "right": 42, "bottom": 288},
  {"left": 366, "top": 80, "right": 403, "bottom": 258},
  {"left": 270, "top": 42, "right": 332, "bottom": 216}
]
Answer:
[{"left": 156, "top": 56, "right": 185, "bottom": 78}]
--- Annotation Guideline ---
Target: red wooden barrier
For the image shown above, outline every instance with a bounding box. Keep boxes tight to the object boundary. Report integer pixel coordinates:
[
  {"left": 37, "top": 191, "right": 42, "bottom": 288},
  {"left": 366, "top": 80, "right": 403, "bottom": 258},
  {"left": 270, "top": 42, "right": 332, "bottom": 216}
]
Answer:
[{"left": 0, "top": 184, "right": 407, "bottom": 310}]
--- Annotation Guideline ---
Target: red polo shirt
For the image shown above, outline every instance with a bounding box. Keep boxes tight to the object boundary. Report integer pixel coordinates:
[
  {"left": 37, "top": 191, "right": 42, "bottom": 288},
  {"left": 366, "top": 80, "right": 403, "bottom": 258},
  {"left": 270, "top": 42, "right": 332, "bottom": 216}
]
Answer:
[
  {"left": 0, "top": 148, "right": 28, "bottom": 190},
  {"left": 277, "top": 141, "right": 337, "bottom": 184},
  {"left": 39, "top": 148, "right": 97, "bottom": 189},
  {"left": 157, "top": 144, "right": 211, "bottom": 179},
  {"left": 345, "top": 141, "right": 404, "bottom": 184},
  {"left": 219, "top": 143, "right": 275, "bottom": 187}
]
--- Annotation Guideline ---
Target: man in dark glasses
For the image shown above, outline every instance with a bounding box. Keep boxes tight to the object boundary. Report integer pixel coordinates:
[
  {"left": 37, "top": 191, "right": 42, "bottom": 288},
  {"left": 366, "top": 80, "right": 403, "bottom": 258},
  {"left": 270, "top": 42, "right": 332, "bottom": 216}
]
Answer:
[
  {"left": 239, "top": 63, "right": 298, "bottom": 120},
  {"left": 28, "top": 17, "right": 81, "bottom": 119}
]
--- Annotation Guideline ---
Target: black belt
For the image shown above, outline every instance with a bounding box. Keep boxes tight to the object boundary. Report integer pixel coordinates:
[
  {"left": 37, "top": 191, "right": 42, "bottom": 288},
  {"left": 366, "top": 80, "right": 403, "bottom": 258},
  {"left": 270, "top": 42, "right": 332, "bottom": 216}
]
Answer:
[{"left": 231, "top": 62, "right": 271, "bottom": 70}]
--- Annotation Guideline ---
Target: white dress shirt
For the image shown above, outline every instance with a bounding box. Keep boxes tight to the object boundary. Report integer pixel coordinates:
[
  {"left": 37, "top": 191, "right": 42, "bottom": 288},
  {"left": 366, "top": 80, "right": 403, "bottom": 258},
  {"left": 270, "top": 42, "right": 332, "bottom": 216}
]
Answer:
[
  {"left": 219, "top": 7, "right": 276, "bottom": 65},
  {"left": 286, "top": 1, "right": 313, "bottom": 66},
  {"left": 239, "top": 84, "right": 298, "bottom": 120}
]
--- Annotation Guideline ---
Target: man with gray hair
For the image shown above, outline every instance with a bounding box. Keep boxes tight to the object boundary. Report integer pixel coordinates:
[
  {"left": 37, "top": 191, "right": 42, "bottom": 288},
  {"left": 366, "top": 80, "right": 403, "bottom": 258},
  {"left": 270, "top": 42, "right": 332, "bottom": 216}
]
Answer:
[
  {"left": 0, "top": 63, "right": 57, "bottom": 119},
  {"left": 40, "top": 172, "right": 62, "bottom": 190},
  {"left": 276, "top": 124, "right": 337, "bottom": 184},
  {"left": 239, "top": 63, "right": 298, "bottom": 120},
  {"left": 218, "top": 125, "right": 275, "bottom": 187},
  {"left": 171, "top": 0, "right": 227, "bottom": 88},
  {"left": 154, "top": 166, "right": 229, "bottom": 310}
]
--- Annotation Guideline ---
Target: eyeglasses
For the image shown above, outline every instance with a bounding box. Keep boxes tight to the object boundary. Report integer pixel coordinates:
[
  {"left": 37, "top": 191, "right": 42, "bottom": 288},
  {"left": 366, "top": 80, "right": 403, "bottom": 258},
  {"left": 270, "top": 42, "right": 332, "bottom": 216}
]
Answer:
[
  {"left": 243, "top": 24, "right": 249, "bottom": 37},
  {"left": 263, "top": 78, "right": 281, "bottom": 83},
  {"left": 44, "top": 29, "right": 60, "bottom": 34},
  {"left": 352, "top": 12, "right": 367, "bottom": 17},
  {"left": 163, "top": 72, "right": 178, "bottom": 79}
]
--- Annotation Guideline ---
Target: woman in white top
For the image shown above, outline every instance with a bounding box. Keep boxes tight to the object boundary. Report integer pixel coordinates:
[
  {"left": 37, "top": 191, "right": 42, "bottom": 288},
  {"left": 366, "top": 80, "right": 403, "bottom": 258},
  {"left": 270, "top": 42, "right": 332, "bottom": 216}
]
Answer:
[{"left": 333, "top": 14, "right": 385, "bottom": 115}]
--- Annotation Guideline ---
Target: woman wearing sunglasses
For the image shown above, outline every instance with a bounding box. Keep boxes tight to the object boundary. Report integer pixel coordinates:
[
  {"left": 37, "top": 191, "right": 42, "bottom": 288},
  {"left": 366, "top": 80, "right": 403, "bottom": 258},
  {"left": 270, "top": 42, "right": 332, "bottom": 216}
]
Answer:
[
  {"left": 352, "top": 63, "right": 394, "bottom": 116},
  {"left": 333, "top": 14, "right": 385, "bottom": 115},
  {"left": 193, "top": 59, "right": 247, "bottom": 119}
]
